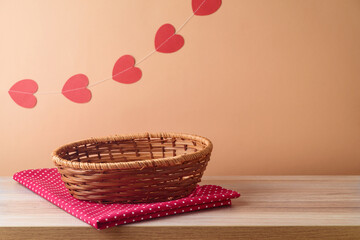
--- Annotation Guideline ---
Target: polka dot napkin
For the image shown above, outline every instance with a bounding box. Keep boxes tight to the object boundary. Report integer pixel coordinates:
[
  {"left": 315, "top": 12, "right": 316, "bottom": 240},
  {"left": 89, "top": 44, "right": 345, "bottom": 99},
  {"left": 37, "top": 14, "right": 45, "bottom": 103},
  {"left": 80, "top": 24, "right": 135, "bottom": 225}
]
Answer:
[{"left": 13, "top": 168, "right": 240, "bottom": 229}]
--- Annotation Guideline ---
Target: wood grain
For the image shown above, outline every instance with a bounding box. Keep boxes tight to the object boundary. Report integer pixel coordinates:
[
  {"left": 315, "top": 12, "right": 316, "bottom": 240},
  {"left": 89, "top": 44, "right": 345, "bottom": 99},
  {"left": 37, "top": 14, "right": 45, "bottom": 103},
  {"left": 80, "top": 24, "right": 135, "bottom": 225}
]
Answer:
[
  {"left": 1, "top": 227, "right": 360, "bottom": 240},
  {"left": 1, "top": 176, "right": 359, "bottom": 239}
]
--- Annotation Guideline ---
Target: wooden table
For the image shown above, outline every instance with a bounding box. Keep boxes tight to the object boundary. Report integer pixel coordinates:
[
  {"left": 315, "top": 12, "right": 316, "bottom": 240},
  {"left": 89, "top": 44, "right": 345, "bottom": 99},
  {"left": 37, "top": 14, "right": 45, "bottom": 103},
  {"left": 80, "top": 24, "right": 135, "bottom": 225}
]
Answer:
[{"left": 1, "top": 176, "right": 359, "bottom": 239}]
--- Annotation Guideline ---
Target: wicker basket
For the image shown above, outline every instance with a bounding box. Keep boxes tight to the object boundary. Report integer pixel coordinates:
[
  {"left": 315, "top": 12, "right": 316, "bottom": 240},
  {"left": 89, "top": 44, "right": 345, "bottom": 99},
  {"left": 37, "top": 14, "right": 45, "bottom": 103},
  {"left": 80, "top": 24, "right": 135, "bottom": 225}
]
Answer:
[{"left": 52, "top": 132, "right": 213, "bottom": 203}]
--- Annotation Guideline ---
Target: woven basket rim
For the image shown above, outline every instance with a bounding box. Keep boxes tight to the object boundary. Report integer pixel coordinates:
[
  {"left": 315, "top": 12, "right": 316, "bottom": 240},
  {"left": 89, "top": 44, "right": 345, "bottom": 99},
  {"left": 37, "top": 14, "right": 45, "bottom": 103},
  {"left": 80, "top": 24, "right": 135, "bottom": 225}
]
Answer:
[{"left": 52, "top": 132, "right": 213, "bottom": 170}]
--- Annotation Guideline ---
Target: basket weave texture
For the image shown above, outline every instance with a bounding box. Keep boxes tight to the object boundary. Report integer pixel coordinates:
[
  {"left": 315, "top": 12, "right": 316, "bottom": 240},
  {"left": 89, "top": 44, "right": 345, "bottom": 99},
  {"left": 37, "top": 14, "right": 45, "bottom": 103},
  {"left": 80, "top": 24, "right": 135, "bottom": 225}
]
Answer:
[{"left": 52, "top": 133, "right": 213, "bottom": 203}]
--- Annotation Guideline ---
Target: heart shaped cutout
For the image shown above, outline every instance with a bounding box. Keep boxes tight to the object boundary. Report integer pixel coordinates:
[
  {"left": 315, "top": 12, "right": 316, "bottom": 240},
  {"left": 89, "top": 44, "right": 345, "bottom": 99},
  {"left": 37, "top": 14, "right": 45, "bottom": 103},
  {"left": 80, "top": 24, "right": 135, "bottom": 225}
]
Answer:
[
  {"left": 112, "top": 55, "right": 142, "bottom": 84},
  {"left": 62, "top": 74, "right": 92, "bottom": 103},
  {"left": 155, "top": 24, "right": 184, "bottom": 53},
  {"left": 8, "top": 79, "right": 38, "bottom": 108},
  {"left": 192, "top": 0, "right": 222, "bottom": 16}
]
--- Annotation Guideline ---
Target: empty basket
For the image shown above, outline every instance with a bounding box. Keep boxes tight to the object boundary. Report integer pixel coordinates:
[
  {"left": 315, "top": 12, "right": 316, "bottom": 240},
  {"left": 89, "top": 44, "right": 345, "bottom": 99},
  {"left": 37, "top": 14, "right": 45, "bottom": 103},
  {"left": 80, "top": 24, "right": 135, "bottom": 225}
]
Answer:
[{"left": 52, "top": 132, "right": 213, "bottom": 203}]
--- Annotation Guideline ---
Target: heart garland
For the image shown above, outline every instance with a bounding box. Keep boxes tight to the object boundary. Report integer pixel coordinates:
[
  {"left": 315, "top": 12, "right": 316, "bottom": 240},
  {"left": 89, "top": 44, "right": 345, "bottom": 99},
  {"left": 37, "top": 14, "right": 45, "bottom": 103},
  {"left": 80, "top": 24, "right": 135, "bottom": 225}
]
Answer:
[
  {"left": 155, "top": 24, "right": 184, "bottom": 53},
  {"left": 192, "top": 0, "right": 221, "bottom": 16},
  {"left": 8, "top": 80, "right": 38, "bottom": 108},
  {"left": 113, "top": 55, "right": 142, "bottom": 84},
  {"left": 8, "top": 0, "right": 222, "bottom": 108},
  {"left": 62, "top": 74, "right": 92, "bottom": 103}
]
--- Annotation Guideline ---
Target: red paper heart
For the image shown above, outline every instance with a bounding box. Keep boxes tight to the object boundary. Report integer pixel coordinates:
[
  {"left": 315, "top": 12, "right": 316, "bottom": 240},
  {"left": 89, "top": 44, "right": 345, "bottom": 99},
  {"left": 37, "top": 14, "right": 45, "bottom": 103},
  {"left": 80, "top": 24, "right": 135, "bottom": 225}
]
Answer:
[
  {"left": 155, "top": 24, "right": 184, "bottom": 53},
  {"left": 8, "top": 79, "right": 38, "bottom": 108},
  {"left": 192, "top": 0, "right": 222, "bottom": 16},
  {"left": 112, "top": 55, "right": 142, "bottom": 84},
  {"left": 62, "top": 74, "right": 92, "bottom": 103}
]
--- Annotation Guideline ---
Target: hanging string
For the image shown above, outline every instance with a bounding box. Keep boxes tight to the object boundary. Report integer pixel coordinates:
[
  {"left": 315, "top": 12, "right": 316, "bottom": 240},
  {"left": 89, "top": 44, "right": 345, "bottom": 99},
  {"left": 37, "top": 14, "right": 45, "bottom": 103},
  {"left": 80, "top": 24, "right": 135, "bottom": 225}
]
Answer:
[{"left": 7, "top": 0, "right": 208, "bottom": 95}]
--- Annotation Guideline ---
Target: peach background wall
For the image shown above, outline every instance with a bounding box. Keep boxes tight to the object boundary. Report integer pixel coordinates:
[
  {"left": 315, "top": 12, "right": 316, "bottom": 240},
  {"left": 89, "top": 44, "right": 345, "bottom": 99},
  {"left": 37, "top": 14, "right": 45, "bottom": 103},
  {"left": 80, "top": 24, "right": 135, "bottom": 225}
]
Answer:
[{"left": 0, "top": 0, "right": 359, "bottom": 176}]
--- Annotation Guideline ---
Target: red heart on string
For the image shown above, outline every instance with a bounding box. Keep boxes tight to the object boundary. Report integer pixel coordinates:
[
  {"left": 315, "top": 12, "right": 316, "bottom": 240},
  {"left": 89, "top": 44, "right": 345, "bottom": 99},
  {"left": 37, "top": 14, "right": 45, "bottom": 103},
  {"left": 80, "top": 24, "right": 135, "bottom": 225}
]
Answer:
[
  {"left": 112, "top": 55, "right": 142, "bottom": 84},
  {"left": 155, "top": 24, "right": 184, "bottom": 53},
  {"left": 192, "top": 0, "right": 222, "bottom": 16},
  {"left": 62, "top": 74, "right": 92, "bottom": 103},
  {"left": 8, "top": 79, "right": 38, "bottom": 108}
]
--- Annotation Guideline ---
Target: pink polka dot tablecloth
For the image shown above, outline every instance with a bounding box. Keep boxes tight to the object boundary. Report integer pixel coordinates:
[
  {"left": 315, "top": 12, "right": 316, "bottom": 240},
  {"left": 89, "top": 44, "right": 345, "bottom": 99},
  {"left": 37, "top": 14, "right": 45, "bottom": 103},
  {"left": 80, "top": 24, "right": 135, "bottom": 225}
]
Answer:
[{"left": 13, "top": 168, "right": 240, "bottom": 230}]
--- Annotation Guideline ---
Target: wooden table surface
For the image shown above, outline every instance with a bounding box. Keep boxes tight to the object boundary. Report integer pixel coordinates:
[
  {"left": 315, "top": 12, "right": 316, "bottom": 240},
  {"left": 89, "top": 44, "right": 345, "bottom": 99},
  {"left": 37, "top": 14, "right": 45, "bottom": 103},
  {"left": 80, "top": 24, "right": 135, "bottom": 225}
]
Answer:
[{"left": 1, "top": 176, "right": 359, "bottom": 239}]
